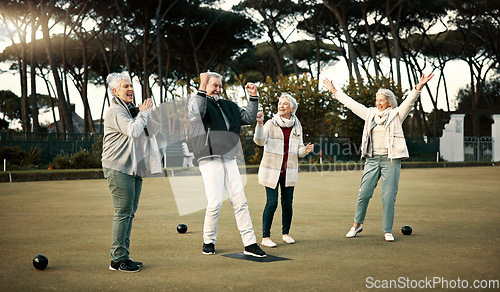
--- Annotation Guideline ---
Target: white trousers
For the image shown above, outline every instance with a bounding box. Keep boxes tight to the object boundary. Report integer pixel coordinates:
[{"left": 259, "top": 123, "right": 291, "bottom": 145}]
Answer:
[{"left": 199, "top": 158, "right": 257, "bottom": 246}]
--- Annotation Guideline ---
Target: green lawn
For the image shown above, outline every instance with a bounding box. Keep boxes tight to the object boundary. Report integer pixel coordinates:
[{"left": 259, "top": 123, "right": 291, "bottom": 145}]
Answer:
[{"left": 0, "top": 167, "right": 499, "bottom": 291}]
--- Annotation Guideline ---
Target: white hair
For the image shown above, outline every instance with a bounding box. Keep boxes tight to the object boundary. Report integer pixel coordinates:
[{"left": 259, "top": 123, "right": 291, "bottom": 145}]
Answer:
[
  {"left": 206, "top": 72, "right": 223, "bottom": 82},
  {"left": 107, "top": 72, "right": 131, "bottom": 98},
  {"left": 377, "top": 88, "right": 398, "bottom": 108},
  {"left": 279, "top": 93, "right": 298, "bottom": 115}
]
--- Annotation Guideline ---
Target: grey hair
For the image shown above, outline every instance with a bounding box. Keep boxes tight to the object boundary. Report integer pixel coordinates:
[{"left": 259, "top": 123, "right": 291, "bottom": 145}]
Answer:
[
  {"left": 279, "top": 93, "right": 298, "bottom": 115},
  {"left": 377, "top": 88, "right": 398, "bottom": 108},
  {"left": 107, "top": 72, "right": 131, "bottom": 98},
  {"left": 206, "top": 72, "right": 223, "bottom": 82}
]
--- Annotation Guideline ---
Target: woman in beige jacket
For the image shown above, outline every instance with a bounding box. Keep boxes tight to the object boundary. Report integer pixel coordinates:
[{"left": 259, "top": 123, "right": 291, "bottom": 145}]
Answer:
[
  {"left": 254, "top": 94, "right": 314, "bottom": 247},
  {"left": 323, "top": 73, "right": 434, "bottom": 242}
]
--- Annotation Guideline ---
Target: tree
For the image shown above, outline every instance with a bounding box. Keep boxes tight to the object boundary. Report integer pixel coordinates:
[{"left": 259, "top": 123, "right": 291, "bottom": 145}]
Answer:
[
  {"left": 0, "top": 90, "right": 57, "bottom": 125},
  {"left": 0, "top": 0, "right": 31, "bottom": 131},
  {"left": 455, "top": 76, "right": 500, "bottom": 136},
  {"left": 448, "top": 0, "right": 500, "bottom": 137},
  {"left": 323, "top": 0, "right": 363, "bottom": 82},
  {"left": 0, "top": 90, "right": 21, "bottom": 121},
  {"left": 255, "top": 73, "right": 340, "bottom": 138},
  {"left": 29, "top": 0, "right": 40, "bottom": 132},
  {"left": 38, "top": 0, "right": 74, "bottom": 133}
]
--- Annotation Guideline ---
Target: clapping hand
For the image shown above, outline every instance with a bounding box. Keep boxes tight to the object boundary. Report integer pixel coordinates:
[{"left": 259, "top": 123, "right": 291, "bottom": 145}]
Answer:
[{"left": 138, "top": 98, "right": 153, "bottom": 112}]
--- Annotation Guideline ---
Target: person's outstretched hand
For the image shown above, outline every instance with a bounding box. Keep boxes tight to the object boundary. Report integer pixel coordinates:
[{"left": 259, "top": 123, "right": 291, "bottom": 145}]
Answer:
[
  {"left": 415, "top": 72, "right": 435, "bottom": 91},
  {"left": 322, "top": 78, "right": 337, "bottom": 95}
]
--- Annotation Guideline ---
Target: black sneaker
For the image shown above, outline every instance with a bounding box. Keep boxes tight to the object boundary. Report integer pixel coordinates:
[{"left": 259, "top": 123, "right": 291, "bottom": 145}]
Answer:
[
  {"left": 128, "top": 258, "right": 143, "bottom": 268},
  {"left": 202, "top": 243, "right": 215, "bottom": 255},
  {"left": 109, "top": 259, "right": 141, "bottom": 272},
  {"left": 244, "top": 243, "right": 267, "bottom": 258}
]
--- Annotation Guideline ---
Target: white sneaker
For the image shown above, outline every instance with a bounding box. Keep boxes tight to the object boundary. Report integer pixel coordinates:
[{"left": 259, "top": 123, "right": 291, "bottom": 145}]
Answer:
[
  {"left": 261, "top": 238, "right": 277, "bottom": 247},
  {"left": 345, "top": 225, "right": 363, "bottom": 238},
  {"left": 384, "top": 233, "right": 395, "bottom": 242},
  {"left": 282, "top": 235, "right": 295, "bottom": 244}
]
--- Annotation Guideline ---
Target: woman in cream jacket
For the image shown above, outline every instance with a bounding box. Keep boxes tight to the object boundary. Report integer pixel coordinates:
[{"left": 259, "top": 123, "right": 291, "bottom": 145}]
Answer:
[
  {"left": 323, "top": 73, "right": 434, "bottom": 242},
  {"left": 254, "top": 94, "right": 314, "bottom": 247}
]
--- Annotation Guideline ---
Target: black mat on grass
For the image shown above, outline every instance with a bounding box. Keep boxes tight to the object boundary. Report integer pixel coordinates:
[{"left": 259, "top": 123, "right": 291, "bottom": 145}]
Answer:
[{"left": 222, "top": 253, "right": 291, "bottom": 263}]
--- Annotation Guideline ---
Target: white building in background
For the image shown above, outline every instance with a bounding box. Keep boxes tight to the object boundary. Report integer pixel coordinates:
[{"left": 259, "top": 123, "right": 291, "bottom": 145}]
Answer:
[
  {"left": 440, "top": 114, "right": 500, "bottom": 162},
  {"left": 440, "top": 114, "right": 465, "bottom": 162},
  {"left": 493, "top": 115, "right": 500, "bottom": 162}
]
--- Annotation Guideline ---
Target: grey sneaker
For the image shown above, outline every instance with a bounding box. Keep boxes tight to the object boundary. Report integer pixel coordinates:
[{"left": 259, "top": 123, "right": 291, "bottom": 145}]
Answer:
[
  {"left": 244, "top": 243, "right": 267, "bottom": 258},
  {"left": 109, "top": 259, "right": 141, "bottom": 272},
  {"left": 202, "top": 243, "right": 215, "bottom": 255}
]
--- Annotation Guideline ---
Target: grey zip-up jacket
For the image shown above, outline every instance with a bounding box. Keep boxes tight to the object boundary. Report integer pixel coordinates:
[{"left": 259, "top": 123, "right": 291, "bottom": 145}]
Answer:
[{"left": 102, "top": 99, "right": 160, "bottom": 176}]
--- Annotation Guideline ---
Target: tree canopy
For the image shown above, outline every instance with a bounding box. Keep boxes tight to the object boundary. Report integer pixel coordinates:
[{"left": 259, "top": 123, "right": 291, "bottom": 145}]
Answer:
[{"left": 0, "top": 0, "right": 498, "bottom": 139}]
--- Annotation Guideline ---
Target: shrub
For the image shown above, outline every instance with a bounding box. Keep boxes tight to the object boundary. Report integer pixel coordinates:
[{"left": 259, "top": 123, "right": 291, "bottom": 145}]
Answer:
[
  {"left": 51, "top": 136, "right": 102, "bottom": 169},
  {"left": 0, "top": 145, "right": 42, "bottom": 170}
]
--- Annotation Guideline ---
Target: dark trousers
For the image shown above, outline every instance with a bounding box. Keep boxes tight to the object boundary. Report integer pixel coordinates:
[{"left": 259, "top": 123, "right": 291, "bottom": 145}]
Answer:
[{"left": 262, "top": 177, "right": 294, "bottom": 238}]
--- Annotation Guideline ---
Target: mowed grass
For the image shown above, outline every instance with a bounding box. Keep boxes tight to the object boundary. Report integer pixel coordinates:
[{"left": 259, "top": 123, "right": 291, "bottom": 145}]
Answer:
[{"left": 0, "top": 167, "right": 499, "bottom": 291}]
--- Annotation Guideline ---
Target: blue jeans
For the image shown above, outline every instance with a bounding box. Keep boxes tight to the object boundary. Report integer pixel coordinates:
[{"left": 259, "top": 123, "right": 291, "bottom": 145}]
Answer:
[
  {"left": 354, "top": 155, "right": 401, "bottom": 233},
  {"left": 263, "top": 177, "right": 294, "bottom": 238},
  {"left": 103, "top": 168, "right": 142, "bottom": 261}
]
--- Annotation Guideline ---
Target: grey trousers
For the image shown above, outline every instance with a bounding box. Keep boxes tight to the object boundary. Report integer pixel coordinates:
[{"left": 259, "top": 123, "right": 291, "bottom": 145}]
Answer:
[
  {"left": 354, "top": 155, "right": 401, "bottom": 233},
  {"left": 103, "top": 167, "right": 142, "bottom": 261}
]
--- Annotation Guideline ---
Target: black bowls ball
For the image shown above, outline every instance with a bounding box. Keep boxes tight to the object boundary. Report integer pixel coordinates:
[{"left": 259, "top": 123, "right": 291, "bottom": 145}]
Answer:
[
  {"left": 401, "top": 225, "right": 412, "bottom": 235},
  {"left": 33, "top": 254, "right": 48, "bottom": 270},
  {"left": 177, "top": 224, "right": 188, "bottom": 234}
]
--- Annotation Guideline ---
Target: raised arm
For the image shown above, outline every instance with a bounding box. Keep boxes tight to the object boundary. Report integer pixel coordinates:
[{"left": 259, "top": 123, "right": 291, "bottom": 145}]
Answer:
[
  {"left": 240, "top": 82, "right": 259, "bottom": 125},
  {"left": 253, "top": 111, "right": 268, "bottom": 146},
  {"left": 188, "top": 73, "right": 210, "bottom": 121},
  {"left": 323, "top": 78, "right": 370, "bottom": 120},
  {"left": 415, "top": 72, "right": 434, "bottom": 91},
  {"left": 398, "top": 72, "right": 435, "bottom": 120}
]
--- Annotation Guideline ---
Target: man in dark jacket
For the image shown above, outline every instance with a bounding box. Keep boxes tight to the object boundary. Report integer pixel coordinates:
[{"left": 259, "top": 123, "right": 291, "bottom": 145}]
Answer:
[{"left": 188, "top": 72, "right": 266, "bottom": 257}]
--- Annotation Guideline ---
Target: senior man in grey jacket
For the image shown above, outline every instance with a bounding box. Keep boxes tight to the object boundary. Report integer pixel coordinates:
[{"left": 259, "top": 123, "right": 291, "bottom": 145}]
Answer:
[{"left": 188, "top": 72, "right": 266, "bottom": 257}]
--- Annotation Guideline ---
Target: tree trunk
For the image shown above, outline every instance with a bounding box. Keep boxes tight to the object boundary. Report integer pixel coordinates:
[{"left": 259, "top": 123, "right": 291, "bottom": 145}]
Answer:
[
  {"left": 361, "top": 2, "right": 381, "bottom": 77},
  {"left": 40, "top": 68, "right": 59, "bottom": 133},
  {"left": 114, "top": 0, "right": 133, "bottom": 96},
  {"left": 142, "top": 21, "right": 150, "bottom": 102},
  {"left": 267, "top": 36, "right": 284, "bottom": 77},
  {"left": 40, "top": 13, "right": 74, "bottom": 133},
  {"left": 81, "top": 38, "right": 95, "bottom": 133},
  {"left": 258, "top": 9, "right": 299, "bottom": 77},
  {"left": 29, "top": 2, "right": 39, "bottom": 132},
  {"left": 156, "top": 1, "right": 164, "bottom": 103},
  {"left": 19, "top": 40, "right": 30, "bottom": 132},
  {"left": 385, "top": 0, "right": 403, "bottom": 85},
  {"left": 323, "top": 1, "right": 362, "bottom": 82}
]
